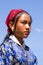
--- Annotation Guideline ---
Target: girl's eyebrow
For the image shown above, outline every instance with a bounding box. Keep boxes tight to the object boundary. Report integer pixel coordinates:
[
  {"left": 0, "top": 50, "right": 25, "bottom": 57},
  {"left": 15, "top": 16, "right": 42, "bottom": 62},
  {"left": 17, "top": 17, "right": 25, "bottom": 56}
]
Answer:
[{"left": 21, "top": 20, "right": 32, "bottom": 23}]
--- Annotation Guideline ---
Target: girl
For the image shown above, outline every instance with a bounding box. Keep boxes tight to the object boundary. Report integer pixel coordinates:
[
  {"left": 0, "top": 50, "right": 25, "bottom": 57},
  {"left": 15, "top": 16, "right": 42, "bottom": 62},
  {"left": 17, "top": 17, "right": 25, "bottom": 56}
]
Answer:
[{"left": 0, "top": 9, "right": 37, "bottom": 65}]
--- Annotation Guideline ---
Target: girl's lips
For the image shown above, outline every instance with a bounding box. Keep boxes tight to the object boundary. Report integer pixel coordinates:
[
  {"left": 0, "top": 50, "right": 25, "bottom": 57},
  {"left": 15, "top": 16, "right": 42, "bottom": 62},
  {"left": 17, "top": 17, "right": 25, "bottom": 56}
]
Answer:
[{"left": 24, "top": 31, "right": 29, "bottom": 34}]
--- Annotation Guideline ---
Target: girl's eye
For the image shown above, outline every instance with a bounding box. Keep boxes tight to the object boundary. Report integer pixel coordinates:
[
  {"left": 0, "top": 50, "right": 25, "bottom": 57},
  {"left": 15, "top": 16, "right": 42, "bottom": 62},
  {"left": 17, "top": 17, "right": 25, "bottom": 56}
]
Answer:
[
  {"left": 21, "top": 20, "right": 27, "bottom": 24},
  {"left": 28, "top": 22, "right": 32, "bottom": 26},
  {"left": 21, "top": 22, "right": 27, "bottom": 24},
  {"left": 21, "top": 20, "right": 32, "bottom": 26}
]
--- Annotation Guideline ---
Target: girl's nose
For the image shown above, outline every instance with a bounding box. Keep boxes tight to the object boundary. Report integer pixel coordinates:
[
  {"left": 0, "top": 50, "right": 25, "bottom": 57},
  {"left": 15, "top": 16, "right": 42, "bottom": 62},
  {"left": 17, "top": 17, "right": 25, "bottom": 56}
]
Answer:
[{"left": 25, "top": 24, "right": 30, "bottom": 29}]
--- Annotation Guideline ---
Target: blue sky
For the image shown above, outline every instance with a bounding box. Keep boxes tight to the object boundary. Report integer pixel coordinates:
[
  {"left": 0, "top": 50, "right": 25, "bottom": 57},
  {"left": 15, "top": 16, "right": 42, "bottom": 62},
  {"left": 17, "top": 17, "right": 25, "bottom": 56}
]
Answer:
[{"left": 0, "top": 0, "right": 43, "bottom": 65}]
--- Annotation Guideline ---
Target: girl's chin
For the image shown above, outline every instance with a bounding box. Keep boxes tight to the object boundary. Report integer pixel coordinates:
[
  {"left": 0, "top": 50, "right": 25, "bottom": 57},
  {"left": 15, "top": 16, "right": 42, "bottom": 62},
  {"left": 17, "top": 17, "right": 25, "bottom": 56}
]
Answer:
[
  {"left": 23, "top": 33, "right": 30, "bottom": 38},
  {"left": 23, "top": 35, "right": 29, "bottom": 38}
]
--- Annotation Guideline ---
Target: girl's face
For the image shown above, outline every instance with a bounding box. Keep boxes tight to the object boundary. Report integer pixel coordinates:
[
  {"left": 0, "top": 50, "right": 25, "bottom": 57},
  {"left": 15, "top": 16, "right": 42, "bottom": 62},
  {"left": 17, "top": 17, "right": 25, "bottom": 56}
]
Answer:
[{"left": 14, "top": 13, "right": 32, "bottom": 38}]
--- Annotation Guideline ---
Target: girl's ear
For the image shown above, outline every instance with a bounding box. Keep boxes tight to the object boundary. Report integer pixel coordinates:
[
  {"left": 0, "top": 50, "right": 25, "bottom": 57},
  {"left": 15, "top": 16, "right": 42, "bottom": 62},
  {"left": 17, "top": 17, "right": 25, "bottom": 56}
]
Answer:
[{"left": 9, "top": 21, "right": 14, "bottom": 31}]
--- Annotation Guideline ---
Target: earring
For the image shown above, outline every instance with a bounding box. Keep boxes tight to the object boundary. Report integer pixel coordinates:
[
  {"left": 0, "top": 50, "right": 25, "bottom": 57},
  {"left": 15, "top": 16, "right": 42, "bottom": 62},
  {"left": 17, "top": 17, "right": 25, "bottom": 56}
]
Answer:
[{"left": 12, "top": 27, "right": 14, "bottom": 31}]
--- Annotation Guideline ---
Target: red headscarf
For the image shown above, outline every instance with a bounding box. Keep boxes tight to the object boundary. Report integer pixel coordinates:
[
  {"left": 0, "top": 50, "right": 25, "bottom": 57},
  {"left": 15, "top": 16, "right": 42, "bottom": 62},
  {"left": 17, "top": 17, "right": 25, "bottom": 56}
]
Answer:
[{"left": 6, "top": 9, "right": 25, "bottom": 32}]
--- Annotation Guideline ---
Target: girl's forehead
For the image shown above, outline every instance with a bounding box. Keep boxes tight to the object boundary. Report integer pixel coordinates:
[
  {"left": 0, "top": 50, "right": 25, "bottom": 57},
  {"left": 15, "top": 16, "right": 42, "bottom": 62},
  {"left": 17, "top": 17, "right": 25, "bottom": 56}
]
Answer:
[{"left": 18, "top": 13, "right": 30, "bottom": 21}]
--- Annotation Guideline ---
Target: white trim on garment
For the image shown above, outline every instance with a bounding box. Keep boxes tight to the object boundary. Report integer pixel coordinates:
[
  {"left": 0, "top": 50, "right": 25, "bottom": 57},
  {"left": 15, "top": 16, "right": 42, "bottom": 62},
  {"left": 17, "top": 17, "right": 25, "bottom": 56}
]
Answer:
[{"left": 9, "top": 35, "right": 22, "bottom": 46}]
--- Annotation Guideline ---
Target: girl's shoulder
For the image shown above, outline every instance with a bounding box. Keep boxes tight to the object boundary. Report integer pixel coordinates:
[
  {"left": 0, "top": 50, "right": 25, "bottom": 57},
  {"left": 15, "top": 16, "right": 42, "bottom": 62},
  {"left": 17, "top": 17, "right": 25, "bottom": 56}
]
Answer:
[{"left": 0, "top": 38, "right": 14, "bottom": 52}]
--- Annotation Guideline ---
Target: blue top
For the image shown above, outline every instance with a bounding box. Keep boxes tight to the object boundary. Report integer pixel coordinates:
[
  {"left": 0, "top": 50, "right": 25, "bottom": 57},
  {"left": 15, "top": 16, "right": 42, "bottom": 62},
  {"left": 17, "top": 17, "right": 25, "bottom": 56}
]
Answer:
[{"left": 0, "top": 35, "right": 38, "bottom": 65}]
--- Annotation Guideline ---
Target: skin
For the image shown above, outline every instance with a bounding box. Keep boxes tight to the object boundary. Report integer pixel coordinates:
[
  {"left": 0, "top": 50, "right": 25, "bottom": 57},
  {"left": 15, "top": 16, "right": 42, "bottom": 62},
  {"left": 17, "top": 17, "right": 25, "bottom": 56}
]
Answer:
[{"left": 9, "top": 13, "right": 32, "bottom": 45}]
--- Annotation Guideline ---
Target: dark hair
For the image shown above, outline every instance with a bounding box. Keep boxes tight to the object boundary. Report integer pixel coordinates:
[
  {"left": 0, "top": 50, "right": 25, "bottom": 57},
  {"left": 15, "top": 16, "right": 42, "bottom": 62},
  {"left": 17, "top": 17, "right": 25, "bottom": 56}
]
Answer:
[{"left": 2, "top": 11, "right": 32, "bottom": 43}]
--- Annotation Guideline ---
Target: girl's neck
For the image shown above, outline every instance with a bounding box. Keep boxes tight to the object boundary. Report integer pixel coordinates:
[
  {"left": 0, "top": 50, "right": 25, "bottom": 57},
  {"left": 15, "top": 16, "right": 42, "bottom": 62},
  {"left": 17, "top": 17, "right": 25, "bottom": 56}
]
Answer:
[{"left": 15, "top": 35, "right": 24, "bottom": 46}]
